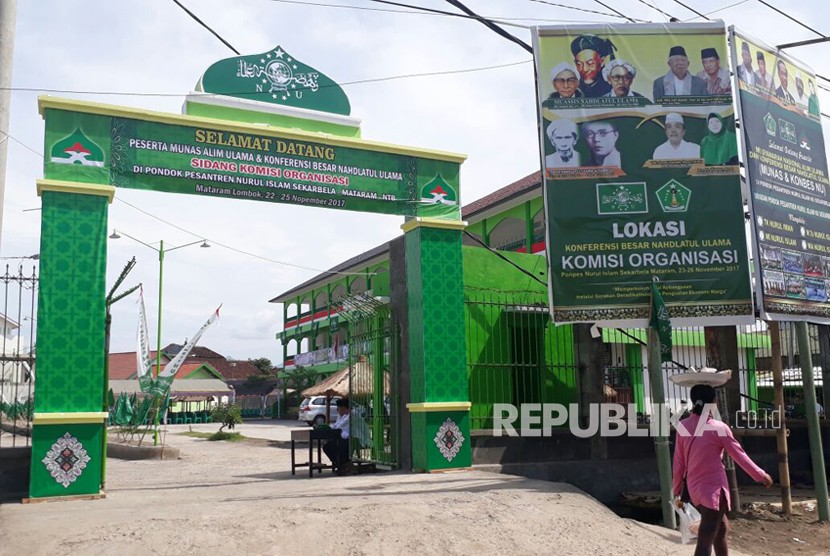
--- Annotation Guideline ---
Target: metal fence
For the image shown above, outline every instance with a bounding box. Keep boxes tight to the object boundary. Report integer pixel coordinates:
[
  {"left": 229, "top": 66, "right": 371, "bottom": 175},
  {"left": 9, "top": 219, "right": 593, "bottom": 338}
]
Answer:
[
  {"left": 235, "top": 393, "right": 280, "bottom": 419},
  {"left": 0, "top": 264, "right": 38, "bottom": 448},
  {"left": 465, "top": 288, "right": 579, "bottom": 430},
  {"left": 346, "top": 303, "right": 399, "bottom": 468},
  {"left": 567, "top": 321, "right": 826, "bottom": 423},
  {"left": 464, "top": 286, "right": 828, "bottom": 430}
]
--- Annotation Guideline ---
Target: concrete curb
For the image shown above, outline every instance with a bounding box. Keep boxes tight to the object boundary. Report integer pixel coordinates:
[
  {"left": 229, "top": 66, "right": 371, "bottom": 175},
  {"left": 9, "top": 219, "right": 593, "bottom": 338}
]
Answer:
[{"left": 107, "top": 442, "right": 181, "bottom": 460}]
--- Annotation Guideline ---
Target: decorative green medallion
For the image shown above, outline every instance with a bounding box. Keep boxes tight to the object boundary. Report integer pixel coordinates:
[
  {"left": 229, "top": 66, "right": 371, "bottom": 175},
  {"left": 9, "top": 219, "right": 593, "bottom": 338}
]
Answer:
[
  {"left": 197, "top": 46, "right": 351, "bottom": 116},
  {"left": 778, "top": 118, "right": 796, "bottom": 144},
  {"left": 655, "top": 179, "right": 691, "bottom": 213},
  {"left": 596, "top": 182, "right": 648, "bottom": 215},
  {"left": 50, "top": 128, "right": 105, "bottom": 167},
  {"left": 764, "top": 112, "right": 776, "bottom": 137},
  {"left": 419, "top": 175, "right": 458, "bottom": 206}
]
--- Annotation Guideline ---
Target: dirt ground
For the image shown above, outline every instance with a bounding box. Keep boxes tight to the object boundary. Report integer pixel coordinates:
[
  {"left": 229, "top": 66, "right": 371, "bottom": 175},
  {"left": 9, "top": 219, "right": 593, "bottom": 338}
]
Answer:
[
  {"left": 0, "top": 423, "right": 825, "bottom": 555},
  {"left": 731, "top": 502, "right": 830, "bottom": 556}
]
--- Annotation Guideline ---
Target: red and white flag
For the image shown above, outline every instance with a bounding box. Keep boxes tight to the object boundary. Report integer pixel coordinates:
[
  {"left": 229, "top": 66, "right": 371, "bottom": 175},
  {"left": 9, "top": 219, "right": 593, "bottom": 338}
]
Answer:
[
  {"left": 136, "top": 286, "right": 154, "bottom": 393},
  {"left": 156, "top": 305, "right": 222, "bottom": 389}
]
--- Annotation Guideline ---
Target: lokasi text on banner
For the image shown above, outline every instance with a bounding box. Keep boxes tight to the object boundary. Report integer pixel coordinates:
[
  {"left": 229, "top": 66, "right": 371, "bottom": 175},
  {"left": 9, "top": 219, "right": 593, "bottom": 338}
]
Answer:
[{"left": 534, "top": 22, "right": 753, "bottom": 327}]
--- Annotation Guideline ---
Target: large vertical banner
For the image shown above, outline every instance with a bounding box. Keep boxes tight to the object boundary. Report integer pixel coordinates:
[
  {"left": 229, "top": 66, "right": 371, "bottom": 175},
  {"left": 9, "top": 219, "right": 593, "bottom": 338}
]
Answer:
[
  {"left": 534, "top": 23, "right": 753, "bottom": 326},
  {"left": 730, "top": 29, "right": 830, "bottom": 324}
]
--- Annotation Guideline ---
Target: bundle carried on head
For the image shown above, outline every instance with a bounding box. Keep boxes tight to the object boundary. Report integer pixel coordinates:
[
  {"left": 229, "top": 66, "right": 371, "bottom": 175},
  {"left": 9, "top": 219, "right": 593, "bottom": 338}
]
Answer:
[{"left": 668, "top": 366, "right": 732, "bottom": 388}]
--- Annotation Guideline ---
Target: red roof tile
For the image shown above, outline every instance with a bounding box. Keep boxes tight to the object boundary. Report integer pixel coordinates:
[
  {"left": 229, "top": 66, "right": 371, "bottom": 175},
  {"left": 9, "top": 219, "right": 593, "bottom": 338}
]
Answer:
[
  {"left": 200, "top": 359, "right": 262, "bottom": 380},
  {"left": 109, "top": 346, "right": 263, "bottom": 381},
  {"left": 462, "top": 171, "right": 542, "bottom": 219},
  {"left": 108, "top": 351, "right": 169, "bottom": 380}
]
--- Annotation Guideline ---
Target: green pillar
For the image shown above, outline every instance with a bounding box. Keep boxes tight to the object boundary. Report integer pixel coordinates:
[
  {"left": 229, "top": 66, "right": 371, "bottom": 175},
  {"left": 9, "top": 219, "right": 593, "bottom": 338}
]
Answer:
[
  {"left": 626, "top": 344, "right": 645, "bottom": 414},
  {"left": 403, "top": 217, "right": 471, "bottom": 471},
  {"left": 746, "top": 348, "right": 759, "bottom": 412},
  {"left": 29, "top": 180, "right": 113, "bottom": 500},
  {"left": 524, "top": 201, "right": 533, "bottom": 254}
]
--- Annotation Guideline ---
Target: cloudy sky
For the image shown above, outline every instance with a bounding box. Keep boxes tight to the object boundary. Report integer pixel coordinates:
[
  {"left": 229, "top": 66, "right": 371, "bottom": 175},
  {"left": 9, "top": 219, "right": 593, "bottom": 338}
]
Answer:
[{"left": 3, "top": 0, "right": 828, "bottom": 363}]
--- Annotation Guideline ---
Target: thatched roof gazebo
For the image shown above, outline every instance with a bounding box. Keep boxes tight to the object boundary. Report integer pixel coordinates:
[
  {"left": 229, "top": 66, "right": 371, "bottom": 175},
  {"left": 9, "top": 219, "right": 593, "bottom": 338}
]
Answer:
[{"left": 301, "top": 355, "right": 381, "bottom": 398}]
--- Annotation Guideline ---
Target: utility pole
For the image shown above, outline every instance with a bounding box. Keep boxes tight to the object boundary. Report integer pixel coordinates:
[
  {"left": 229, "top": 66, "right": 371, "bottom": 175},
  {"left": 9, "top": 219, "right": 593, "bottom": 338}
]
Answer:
[
  {"left": 704, "top": 325, "right": 741, "bottom": 510},
  {"left": 0, "top": 0, "right": 18, "bottom": 248},
  {"left": 768, "top": 321, "right": 792, "bottom": 515},
  {"left": 818, "top": 325, "right": 830, "bottom": 422},
  {"left": 647, "top": 327, "right": 676, "bottom": 529}
]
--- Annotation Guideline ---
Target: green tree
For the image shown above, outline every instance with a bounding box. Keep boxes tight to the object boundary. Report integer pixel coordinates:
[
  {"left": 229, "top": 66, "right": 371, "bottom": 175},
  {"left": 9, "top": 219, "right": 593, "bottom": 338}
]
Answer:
[
  {"left": 248, "top": 357, "right": 274, "bottom": 375},
  {"left": 211, "top": 403, "right": 243, "bottom": 432},
  {"left": 282, "top": 366, "right": 320, "bottom": 392}
]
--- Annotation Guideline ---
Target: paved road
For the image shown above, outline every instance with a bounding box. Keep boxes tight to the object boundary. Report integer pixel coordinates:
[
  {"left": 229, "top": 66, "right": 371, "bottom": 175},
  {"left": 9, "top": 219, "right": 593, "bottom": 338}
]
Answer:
[{"left": 162, "top": 418, "right": 304, "bottom": 442}]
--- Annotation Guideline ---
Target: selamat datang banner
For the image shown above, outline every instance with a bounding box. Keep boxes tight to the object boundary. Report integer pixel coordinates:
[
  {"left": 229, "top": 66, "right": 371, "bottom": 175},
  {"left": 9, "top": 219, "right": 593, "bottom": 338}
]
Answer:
[
  {"left": 41, "top": 97, "right": 462, "bottom": 220},
  {"left": 533, "top": 22, "right": 753, "bottom": 326},
  {"left": 730, "top": 28, "right": 830, "bottom": 324}
]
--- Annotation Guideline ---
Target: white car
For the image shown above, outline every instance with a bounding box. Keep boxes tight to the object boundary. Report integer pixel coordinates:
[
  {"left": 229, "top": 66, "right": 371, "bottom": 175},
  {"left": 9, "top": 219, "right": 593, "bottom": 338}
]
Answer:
[{"left": 298, "top": 396, "right": 342, "bottom": 426}]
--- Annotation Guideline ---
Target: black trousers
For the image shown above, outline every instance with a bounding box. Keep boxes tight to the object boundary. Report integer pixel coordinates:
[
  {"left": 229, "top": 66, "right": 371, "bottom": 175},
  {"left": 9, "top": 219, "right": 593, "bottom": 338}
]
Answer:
[
  {"left": 694, "top": 490, "right": 730, "bottom": 556},
  {"left": 322, "top": 437, "right": 350, "bottom": 467}
]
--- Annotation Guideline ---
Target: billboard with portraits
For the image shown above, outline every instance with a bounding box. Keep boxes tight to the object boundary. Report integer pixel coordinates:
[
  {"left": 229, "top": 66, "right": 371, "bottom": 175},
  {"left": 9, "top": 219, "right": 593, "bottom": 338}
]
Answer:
[
  {"left": 730, "top": 28, "right": 830, "bottom": 324},
  {"left": 533, "top": 22, "right": 753, "bottom": 326}
]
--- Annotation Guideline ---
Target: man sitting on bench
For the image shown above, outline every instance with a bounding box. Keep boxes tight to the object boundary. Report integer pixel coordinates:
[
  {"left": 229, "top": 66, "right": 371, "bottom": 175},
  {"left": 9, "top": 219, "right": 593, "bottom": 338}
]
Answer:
[{"left": 323, "top": 398, "right": 351, "bottom": 474}]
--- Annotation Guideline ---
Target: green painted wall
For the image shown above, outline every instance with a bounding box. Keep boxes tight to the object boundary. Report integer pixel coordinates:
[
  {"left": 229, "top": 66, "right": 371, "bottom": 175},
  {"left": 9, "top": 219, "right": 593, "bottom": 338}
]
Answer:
[
  {"left": 746, "top": 348, "right": 759, "bottom": 412},
  {"left": 626, "top": 344, "right": 645, "bottom": 413},
  {"left": 184, "top": 367, "right": 218, "bottom": 379},
  {"left": 462, "top": 246, "right": 576, "bottom": 429}
]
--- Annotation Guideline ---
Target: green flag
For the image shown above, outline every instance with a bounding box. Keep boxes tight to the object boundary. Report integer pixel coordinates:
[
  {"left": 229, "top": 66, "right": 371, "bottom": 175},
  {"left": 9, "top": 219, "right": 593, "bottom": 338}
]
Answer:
[{"left": 650, "top": 280, "right": 673, "bottom": 363}]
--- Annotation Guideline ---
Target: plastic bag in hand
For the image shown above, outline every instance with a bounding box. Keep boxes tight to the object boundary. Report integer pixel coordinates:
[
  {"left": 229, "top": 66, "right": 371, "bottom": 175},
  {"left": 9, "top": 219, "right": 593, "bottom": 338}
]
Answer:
[{"left": 675, "top": 503, "right": 702, "bottom": 545}]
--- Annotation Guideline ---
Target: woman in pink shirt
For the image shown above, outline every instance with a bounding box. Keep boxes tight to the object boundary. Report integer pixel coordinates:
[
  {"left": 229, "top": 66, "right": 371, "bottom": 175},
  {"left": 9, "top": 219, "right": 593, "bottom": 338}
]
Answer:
[{"left": 673, "top": 384, "right": 772, "bottom": 556}]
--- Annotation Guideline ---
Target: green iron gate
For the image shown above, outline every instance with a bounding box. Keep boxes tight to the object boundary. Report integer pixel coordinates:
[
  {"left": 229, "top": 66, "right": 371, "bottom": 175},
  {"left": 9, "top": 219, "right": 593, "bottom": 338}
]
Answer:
[{"left": 344, "top": 295, "right": 399, "bottom": 468}]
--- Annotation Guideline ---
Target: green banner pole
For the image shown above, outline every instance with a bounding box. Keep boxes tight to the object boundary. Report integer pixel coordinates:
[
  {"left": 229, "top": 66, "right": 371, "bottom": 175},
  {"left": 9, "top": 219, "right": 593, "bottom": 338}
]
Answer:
[
  {"left": 648, "top": 327, "right": 676, "bottom": 529},
  {"left": 795, "top": 321, "right": 829, "bottom": 522},
  {"left": 154, "top": 242, "right": 165, "bottom": 446}
]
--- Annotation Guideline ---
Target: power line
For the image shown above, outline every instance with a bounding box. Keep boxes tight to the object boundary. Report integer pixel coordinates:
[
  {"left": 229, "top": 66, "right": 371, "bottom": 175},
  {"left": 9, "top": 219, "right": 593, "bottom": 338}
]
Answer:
[
  {"left": 274, "top": 0, "right": 642, "bottom": 24},
  {"left": 113, "top": 196, "right": 378, "bottom": 277},
  {"left": 669, "top": 0, "right": 710, "bottom": 20},
  {"left": 7, "top": 135, "right": 43, "bottom": 158},
  {"left": 442, "top": 0, "right": 533, "bottom": 54},
  {"left": 362, "top": 0, "right": 525, "bottom": 28},
  {"left": 699, "top": 0, "right": 750, "bottom": 17},
  {"left": 778, "top": 36, "right": 830, "bottom": 50},
  {"left": 274, "top": 0, "right": 462, "bottom": 16},
  {"left": 526, "top": 0, "right": 641, "bottom": 21},
  {"left": 592, "top": 0, "right": 637, "bottom": 22},
  {"left": 338, "top": 59, "right": 532, "bottom": 85},
  {"left": 171, "top": 0, "right": 240, "bottom": 55},
  {"left": 462, "top": 231, "right": 546, "bottom": 286},
  {"left": 634, "top": 0, "right": 675, "bottom": 21},
  {"left": 271, "top": 0, "right": 577, "bottom": 24},
  {"left": 752, "top": 0, "right": 826, "bottom": 39},
  {"left": 2, "top": 59, "right": 532, "bottom": 97}
]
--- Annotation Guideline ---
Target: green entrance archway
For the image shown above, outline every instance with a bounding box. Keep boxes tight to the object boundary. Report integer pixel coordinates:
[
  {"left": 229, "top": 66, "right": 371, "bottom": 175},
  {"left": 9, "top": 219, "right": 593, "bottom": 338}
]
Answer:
[{"left": 30, "top": 76, "right": 472, "bottom": 499}]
